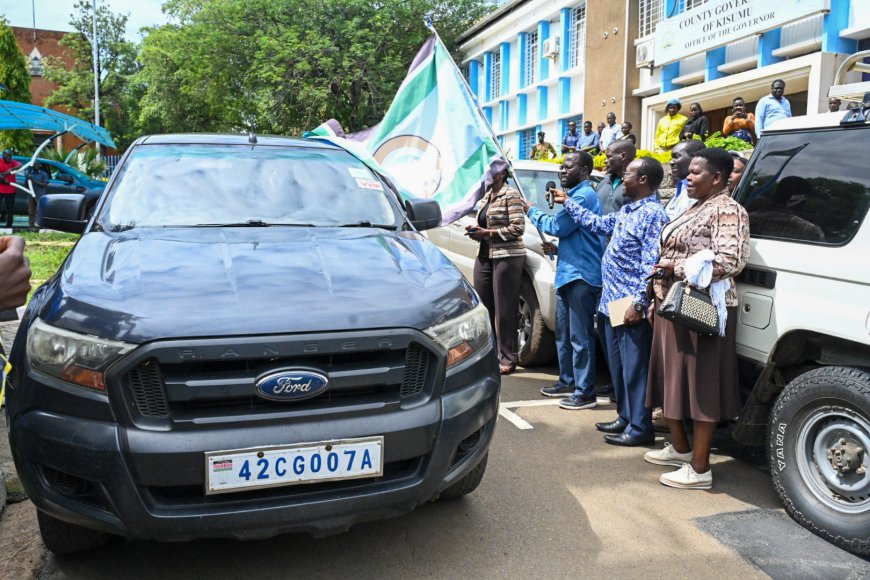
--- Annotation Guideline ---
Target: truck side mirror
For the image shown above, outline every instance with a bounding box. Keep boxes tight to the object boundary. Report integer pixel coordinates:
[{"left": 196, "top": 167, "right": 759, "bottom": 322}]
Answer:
[
  {"left": 37, "top": 194, "right": 88, "bottom": 234},
  {"left": 405, "top": 199, "right": 442, "bottom": 231}
]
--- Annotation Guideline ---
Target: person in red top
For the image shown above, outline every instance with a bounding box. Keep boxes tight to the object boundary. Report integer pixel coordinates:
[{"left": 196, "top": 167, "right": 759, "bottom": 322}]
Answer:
[{"left": 0, "top": 150, "right": 22, "bottom": 228}]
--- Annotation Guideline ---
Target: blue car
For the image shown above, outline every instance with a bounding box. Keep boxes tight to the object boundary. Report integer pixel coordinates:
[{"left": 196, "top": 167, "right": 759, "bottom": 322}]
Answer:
[
  {"left": 11, "top": 155, "right": 106, "bottom": 215},
  {"left": 7, "top": 134, "right": 499, "bottom": 554}
]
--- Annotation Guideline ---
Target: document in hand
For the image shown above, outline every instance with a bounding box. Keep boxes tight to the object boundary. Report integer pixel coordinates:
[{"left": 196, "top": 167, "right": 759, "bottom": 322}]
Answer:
[{"left": 607, "top": 296, "right": 634, "bottom": 327}]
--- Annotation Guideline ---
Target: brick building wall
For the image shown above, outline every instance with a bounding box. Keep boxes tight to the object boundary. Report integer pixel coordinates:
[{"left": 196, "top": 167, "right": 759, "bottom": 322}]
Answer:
[{"left": 11, "top": 26, "right": 83, "bottom": 152}]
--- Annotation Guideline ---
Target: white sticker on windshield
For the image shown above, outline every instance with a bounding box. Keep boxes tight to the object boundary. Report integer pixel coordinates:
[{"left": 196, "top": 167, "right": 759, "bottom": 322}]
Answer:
[
  {"left": 355, "top": 178, "right": 384, "bottom": 191},
  {"left": 348, "top": 167, "right": 370, "bottom": 179}
]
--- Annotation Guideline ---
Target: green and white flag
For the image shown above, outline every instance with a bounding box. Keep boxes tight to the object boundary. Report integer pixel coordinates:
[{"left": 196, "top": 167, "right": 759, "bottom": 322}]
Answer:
[{"left": 306, "top": 33, "right": 505, "bottom": 224}]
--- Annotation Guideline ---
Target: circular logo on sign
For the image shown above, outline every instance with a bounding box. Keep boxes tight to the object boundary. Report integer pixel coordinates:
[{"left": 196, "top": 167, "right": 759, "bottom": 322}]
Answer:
[{"left": 373, "top": 135, "right": 442, "bottom": 197}]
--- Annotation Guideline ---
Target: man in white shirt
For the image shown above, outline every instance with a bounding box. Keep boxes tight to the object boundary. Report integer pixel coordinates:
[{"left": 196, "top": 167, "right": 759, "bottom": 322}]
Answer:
[
  {"left": 599, "top": 112, "right": 620, "bottom": 151},
  {"left": 664, "top": 139, "right": 706, "bottom": 221},
  {"left": 756, "top": 79, "right": 792, "bottom": 133}
]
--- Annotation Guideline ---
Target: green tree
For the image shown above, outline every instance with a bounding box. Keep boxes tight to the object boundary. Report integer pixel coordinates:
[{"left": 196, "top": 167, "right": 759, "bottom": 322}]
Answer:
[
  {"left": 0, "top": 17, "right": 34, "bottom": 152},
  {"left": 42, "top": 1, "right": 139, "bottom": 148},
  {"left": 136, "top": 0, "right": 495, "bottom": 136}
]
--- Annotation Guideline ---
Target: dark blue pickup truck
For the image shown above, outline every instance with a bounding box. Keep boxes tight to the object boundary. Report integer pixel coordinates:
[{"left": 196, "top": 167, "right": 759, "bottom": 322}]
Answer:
[{"left": 7, "top": 134, "right": 500, "bottom": 554}]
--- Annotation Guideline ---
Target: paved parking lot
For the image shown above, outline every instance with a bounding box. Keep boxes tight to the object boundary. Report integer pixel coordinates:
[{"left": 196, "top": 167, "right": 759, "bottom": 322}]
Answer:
[{"left": 2, "top": 360, "right": 867, "bottom": 579}]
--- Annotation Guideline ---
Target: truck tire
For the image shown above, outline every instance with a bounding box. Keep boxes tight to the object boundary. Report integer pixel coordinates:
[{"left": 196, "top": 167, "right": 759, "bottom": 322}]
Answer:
[
  {"left": 517, "top": 279, "right": 555, "bottom": 367},
  {"left": 438, "top": 453, "right": 488, "bottom": 500},
  {"left": 768, "top": 366, "right": 870, "bottom": 556},
  {"left": 37, "top": 510, "right": 111, "bottom": 555}
]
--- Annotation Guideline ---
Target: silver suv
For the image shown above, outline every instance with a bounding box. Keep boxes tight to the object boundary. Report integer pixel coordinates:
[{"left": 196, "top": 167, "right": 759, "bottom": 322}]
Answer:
[{"left": 428, "top": 160, "right": 601, "bottom": 367}]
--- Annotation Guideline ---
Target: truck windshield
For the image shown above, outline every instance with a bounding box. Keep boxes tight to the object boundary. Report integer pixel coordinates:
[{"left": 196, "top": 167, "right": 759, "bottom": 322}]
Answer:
[{"left": 99, "top": 144, "right": 401, "bottom": 230}]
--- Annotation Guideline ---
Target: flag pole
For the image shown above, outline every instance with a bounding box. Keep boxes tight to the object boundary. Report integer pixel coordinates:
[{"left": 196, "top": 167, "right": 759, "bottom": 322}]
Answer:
[{"left": 426, "top": 22, "right": 552, "bottom": 256}]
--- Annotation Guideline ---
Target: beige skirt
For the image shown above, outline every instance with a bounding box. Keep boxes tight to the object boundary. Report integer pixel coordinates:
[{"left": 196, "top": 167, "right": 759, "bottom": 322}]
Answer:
[{"left": 646, "top": 302, "right": 741, "bottom": 422}]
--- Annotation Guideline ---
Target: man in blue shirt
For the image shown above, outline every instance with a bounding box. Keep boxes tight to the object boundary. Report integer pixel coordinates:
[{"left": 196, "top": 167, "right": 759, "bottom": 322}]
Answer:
[
  {"left": 552, "top": 157, "right": 669, "bottom": 445},
  {"left": 524, "top": 151, "right": 605, "bottom": 410},
  {"left": 755, "top": 79, "right": 791, "bottom": 134},
  {"left": 561, "top": 121, "right": 580, "bottom": 154},
  {"left": 577, "top": 121, "right": 600, "bottom": 154}
]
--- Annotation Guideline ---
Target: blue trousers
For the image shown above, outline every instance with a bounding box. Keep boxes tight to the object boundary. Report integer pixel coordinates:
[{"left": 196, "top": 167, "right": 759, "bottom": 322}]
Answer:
[
  {"left": 555, "top": 280, "right": 600, "bottom": 399},
  {"left": 598, "top": 312, "right": 653, "bottom": 438}
]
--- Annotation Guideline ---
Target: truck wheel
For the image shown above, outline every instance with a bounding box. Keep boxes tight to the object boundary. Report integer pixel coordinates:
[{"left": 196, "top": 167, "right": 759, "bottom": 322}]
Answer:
[
  {"left": 438, "top": 453, "right": 488, "bottom": 500},
  {"left": 517, "top": 279, "right": 555, "bottom": 367},
  {"left": 37, "top": 510, "right": 111, "bottom": 555},
  {"left": 768, "top": 366, "right": 870, "bottom": 556}
]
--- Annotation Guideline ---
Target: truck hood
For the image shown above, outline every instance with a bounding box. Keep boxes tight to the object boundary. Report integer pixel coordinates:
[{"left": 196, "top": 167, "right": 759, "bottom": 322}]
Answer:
[{"left": 39, "top": 227, "right": 474, "bottom": 343}]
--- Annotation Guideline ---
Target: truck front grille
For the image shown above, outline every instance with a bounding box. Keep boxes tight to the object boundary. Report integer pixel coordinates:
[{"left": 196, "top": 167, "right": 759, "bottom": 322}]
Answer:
[
  {"left": 120, "top": 337, "right": 437, "bottom": 426},
  {"left": 128, "top": 360, "right": 170, "bottom": 418}
]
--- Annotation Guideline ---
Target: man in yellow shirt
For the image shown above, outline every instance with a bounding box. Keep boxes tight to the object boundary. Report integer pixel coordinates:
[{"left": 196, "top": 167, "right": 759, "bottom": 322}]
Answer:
[{"left": 654, "top": 98, "right": 688, "bottom": 152}]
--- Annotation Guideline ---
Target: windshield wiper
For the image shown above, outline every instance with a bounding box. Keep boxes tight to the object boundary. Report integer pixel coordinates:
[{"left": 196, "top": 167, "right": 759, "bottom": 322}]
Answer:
[
  {"left": 335, "top": 221, "right": 396, "bottom": 230},
  {"left": 194, "top": 220, "right": 273, "bottom": 227},
  {"left": 193, "top": 220, "right": 325, "bottom": 227}
]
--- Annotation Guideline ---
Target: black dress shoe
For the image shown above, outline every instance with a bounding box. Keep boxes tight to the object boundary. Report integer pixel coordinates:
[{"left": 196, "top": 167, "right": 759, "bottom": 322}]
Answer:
[
  {"left": 595, "top": 419, "right": 628, "bottom": 434},
  {"left": 603, "top": 432, "right": 655, "bottom": 447}
]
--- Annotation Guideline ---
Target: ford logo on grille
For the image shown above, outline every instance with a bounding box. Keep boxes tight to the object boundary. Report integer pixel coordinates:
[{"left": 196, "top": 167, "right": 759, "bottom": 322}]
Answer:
[{"left": 255, "top": 369, "right": 329, "bottom": 401}]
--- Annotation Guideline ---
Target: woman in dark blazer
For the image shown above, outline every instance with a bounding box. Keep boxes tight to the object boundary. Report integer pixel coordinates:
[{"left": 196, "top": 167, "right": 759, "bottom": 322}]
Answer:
[{"left": 465, "top": 167, "right": 526, "bottom": 374}]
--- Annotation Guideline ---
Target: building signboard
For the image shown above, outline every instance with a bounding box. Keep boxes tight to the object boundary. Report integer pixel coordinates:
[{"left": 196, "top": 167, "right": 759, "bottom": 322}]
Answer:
[{"left": 654, "top": 0, "right": 828, "bottom": 66}]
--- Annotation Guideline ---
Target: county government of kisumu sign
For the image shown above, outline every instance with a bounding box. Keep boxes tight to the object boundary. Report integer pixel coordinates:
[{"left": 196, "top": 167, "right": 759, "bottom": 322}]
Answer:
[{"left": 654, "top": 0, "right": 828, "bottom": 66}]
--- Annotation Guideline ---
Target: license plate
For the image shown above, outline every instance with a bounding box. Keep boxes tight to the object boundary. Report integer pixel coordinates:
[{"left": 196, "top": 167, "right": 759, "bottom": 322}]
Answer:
[{"left": 205, "top": 437, "right": 384, "bottom": 495}]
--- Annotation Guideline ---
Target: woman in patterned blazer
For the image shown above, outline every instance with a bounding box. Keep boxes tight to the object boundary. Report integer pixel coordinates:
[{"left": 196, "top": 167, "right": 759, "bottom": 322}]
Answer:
[
  {"left": 465, "top": 166, "right": 526, "bottom": 375},
  {"left": 645, "top": 147, "right": 750, "bottom": 490}
]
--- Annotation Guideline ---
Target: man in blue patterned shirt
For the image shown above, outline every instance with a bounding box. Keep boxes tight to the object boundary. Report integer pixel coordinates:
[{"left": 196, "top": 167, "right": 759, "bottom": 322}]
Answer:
[{"left": 551, "top": 157, "right": 669, "bottom": 446}]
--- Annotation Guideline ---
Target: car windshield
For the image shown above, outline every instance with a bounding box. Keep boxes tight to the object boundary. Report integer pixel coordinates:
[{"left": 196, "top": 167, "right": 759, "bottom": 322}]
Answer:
[{"left": 98, "top": 144, "right": 401, "bottom": 230}]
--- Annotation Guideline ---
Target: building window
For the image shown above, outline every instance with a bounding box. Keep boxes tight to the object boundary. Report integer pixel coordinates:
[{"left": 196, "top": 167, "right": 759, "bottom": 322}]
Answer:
[
  {"left": 518, "top": 128, "right": 536, "bottom": 160},
  {"left": 639, "top": 0, "right": 664, "bottom": 38},
  {"left": 525, "top": 30, "right": 538, "bottom": 86},
  {"left": 682, "top": 0, "right": 709, "bottom": 11},
  {"left": 566, "top": 3, "right": 586, "bottom": 69},
  {"left": 491, "top": 52, "right": 502, "bottom": 99}
]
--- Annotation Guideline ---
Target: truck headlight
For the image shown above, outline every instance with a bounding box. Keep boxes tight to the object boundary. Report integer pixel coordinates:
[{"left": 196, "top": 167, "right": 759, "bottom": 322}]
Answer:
[
  {"left": 424, "top": 303, "right": 491, "bottom": 368},
  {"left": 26, "top": 319, "right": 134, "bottom": 391}
]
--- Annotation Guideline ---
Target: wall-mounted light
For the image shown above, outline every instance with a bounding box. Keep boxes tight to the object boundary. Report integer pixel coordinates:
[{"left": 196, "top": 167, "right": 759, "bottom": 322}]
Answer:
[
  {"left": 603, "top": 31, "right": 608, "bottom": 39},
  {"left": 601, "top": 99, "right": 606, "bottom": 106},
  {"left": 611, "top": 97, "right": 617, "bottom": 103},
  {"left": 613, "top": 27, "right": 619, "bottom": 35}
]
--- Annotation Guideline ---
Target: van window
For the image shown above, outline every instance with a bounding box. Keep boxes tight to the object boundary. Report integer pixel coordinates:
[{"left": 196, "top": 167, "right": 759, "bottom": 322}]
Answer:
[{"left": 733, "top": 128, "right": 870, "bottom": 245}]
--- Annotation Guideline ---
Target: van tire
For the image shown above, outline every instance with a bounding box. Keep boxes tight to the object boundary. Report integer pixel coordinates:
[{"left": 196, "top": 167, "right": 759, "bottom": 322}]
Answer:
[
  {"left": 768, "top": 366, "right": 870, "bottom": 556},
  {"left": 517, "top": 279, "right": 555, "bottom": 367},
  {"left": 439, "top": 454, "right": 488, "bottom": 500},
  {"left": 37, "top": 510, "right": 111, "bottom": 555}
]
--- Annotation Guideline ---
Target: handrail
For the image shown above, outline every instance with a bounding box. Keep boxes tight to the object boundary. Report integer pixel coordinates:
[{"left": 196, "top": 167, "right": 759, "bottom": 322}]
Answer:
[{"left": 834, "top": 49, "right": 870, "bottom": 87}]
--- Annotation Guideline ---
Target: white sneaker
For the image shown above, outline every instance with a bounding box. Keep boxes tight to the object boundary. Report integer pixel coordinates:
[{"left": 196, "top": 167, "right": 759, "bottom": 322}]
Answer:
[
  {"left": 659, "top": 463, "right": 713, "bottom": 490},
  {"left": 644, "top": 442, "right": 693, "bottom": 467}
]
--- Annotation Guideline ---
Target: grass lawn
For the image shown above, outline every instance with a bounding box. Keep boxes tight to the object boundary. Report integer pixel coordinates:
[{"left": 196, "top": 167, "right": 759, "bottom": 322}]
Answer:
[{"left": 18, "top": 231, "right": 79, "bottom": 301}]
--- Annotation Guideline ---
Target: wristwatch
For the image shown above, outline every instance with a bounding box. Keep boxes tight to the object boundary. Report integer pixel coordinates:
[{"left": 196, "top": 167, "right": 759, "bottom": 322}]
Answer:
[{"left": 632, "top": 302, "right": 644, "bottom": 313}]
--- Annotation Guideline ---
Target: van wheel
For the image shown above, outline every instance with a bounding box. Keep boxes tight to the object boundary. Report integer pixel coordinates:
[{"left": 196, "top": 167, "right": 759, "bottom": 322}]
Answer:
[
  {"left": 37, "top": 510, "right": 111, "bottom": 555},
  {"left": 768, "top": 367, "right": 870, "bottom": 556},
  {"left": 517, "top": 279, "right": 555, "bottom": 367},
  {"left": 438, "top": 453, "right": 488, "bottom": 500}
]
